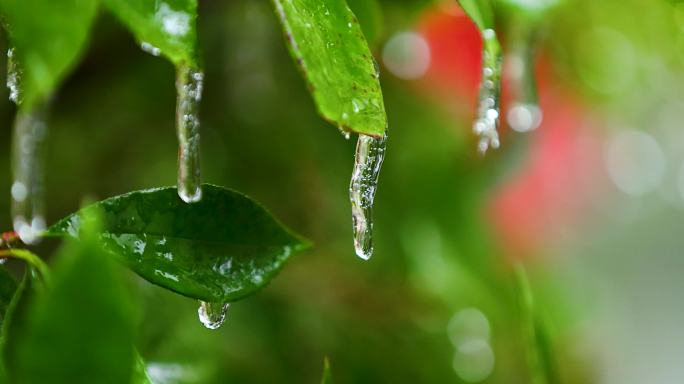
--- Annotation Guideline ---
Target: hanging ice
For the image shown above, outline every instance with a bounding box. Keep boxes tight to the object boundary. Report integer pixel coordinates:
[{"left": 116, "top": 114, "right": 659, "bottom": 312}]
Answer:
[
  {"left": 8, "top": 48, "right": 48, "bottom": 245},
  {"left": 505, "top": 29, "right": 542, "bottom": 133},
  {"left": 176, "top": 65, "right": 203, "bottom": 203},
  {"left": 473, "top": 29, "right": 503, "bottom": 154},
  {"left": 198, "top": 301, "right": 229, "bottom": 330},
  {"left": 349, "top": 133, "right": 387, "bottom": 260}
]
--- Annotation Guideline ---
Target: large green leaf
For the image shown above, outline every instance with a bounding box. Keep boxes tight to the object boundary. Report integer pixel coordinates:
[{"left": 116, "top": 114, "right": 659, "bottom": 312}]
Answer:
[
  {"left": 10, "top": 214, "right": 135, "bottom": 384},
  {"left": 457, "top": 0, "right": 495, "bottom": 30},
  {"left": 0, "top": 0, "right": 98, "bottom": 109},
  {"left": 102, "top": 0, "right": 199, "bottom": 66},
  {"left": 272, "top": 0, "right": 387, "bottom": 137},
  {"left": 46, "top": 184, "right": 311, "bottom": 303}
]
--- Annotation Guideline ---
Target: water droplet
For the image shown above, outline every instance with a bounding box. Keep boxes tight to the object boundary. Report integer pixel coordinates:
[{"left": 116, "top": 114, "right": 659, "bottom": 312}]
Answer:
[
  {"left": 349, "top": 133, "right": 387, "bottom": 260},
  {"left": 198, "top": 301, "right": 229, "bottom": 330},
  {"left": 11, "top": 102, "right": 48, "bottom": 245},
  {"left": 382, "top": 31, "right": 431, "bottom": 80},
  {"left": 473, "top": 31, "right": 502, "bottom": 155},
  {"left": 507, "top": 103, "right": 542, "bottom": 133},
  {"left": 176, "top": 65, "right": 203, "bottom": 203},
  {"left": 140, "top": 41, "right": 161, "bottom": 56}
]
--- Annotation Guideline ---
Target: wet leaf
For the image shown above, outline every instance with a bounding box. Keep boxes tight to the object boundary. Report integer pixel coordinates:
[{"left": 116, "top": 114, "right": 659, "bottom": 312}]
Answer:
[
  {"left": 272, "top": 0, "right": 387, "bottom": 137},
  {"left": 0, "top": 0, "right": 98, "bottom": 109},
  {"left": 102, "top": 0, "right": 199, "bottom": 66},
  {"left": 46, "top": 184, "right": 311, "bottom": 303},
  {"left": 457, "top": 0, "right": 495, "bottom": 30},
  {"left": 10, "top": 213, "right": 135, "bottom": 384}
]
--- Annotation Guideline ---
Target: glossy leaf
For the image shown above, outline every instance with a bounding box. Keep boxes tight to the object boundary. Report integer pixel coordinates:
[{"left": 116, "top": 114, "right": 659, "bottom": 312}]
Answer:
[
  {"left": 457, "top": 0, "right": 495, "bottom": 30},
  {"left": 102, "top": 0, "right": 199, "bottom": 66},
  {"left": 0, "top": 0, "right": 98, "bottom": 109},
  {"left": 10, "top": 214, "right": 135, "bottom": 384},
  {"left": 272, "top": 0, "right": 387, "bottom": 137},
  {"left": 46, "top": 184, "right": 311, "bottom": 303}
]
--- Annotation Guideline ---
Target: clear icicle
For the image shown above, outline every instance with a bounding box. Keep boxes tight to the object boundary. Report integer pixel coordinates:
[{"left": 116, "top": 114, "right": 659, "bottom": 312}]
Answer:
[
  {"left": 9, "top": 47, "right": 48, "bottom": 245},
  {"left": 198, "top": 301, "right": 229, "bottom": 330},
  {"left": 349, "top": 133, "right": 387, "bottom": 260},
  {"left": 11, "top": 106, "right": 48, "bottom": 245},
  {"left": 176, "top": 65, "right": 204, "bottom": 203},
  {"left": 506, "top": 28, "right": 542, "bottom": 133},
  {"left": 473, "top": 29, "right": 503, "bottom": 155}
]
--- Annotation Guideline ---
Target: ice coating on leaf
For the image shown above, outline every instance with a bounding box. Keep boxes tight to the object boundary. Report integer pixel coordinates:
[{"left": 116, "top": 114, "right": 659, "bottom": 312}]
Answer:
[
  {"left": 176, "top": 65, "right": 203, "bottom": 203},
  {"left": 473, "top": 29, "right": 502, "bottom": 154},
  {"left": 349, "top": 133, "right": 387, "bottom": 260},
  {"left": 7, "top": 48, "right": 21, "bottom": 104},
  {"left": 198, "top": 301, "right": 229, "bottom": 329}
]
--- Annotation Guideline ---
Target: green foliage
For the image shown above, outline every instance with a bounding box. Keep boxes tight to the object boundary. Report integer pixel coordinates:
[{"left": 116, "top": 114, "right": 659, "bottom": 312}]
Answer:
[
  {"left": 46, "top": 185, "right": 311, "bottom": 303},
  {"left": 0, "top": 0, "right": 98, "bottom": 109},
  {"left": 8, "top": 212, "right": 135, "bottom": 384},
  {"left": 101, "top": 0, "right": 199, "bottom": 66},
  {"left": 271, "top": 0, "right": 387, "bottom": 137},
  {"left": 457, "top": 0, "right": 495, "bottom": 30},
  {"left": 0, "top": 268, "right": 16, "bottom": 327},
  {"left": 321, "top": 357, "right": 333, "bottom": 384}
]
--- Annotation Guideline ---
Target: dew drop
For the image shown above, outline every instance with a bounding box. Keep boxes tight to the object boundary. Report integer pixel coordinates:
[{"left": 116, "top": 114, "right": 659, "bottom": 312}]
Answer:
[
  {"left": 176, "top": 65, "right": 203, "bottom": 203},
  {"left": 140, "top": 41, "right": 161, "bottom": 57},
  {"left": 473, "top": 30, "right": 502, "bottom": 155},
  {"left": 198, "top": 301, "right": 229, "bottom": 330},
  {"left": 349, "top": 133, "right": 387, "bottom": 260}
]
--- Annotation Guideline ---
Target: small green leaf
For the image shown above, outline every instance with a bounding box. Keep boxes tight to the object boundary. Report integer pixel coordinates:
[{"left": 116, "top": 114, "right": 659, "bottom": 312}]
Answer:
[
  {"left": 10, "top": 212, "right": 135, "bottom": 384},
  {"left": 0, "top": 0, "right": 98, "bottom": 109},
  {"left": 102, "top": 0, "right": 199, "bottom": 66},
  {"left": 272, "top": 0, "right": 387, "bottom": 137},
  {"left": 0, "top": 267, "right": 17, "bottom": 327},
  {"left": 457, "top": 0, "right": 495, "bottom": 31},
  {"left": 132, "top": 350, "right": 152, "bottom": 384},
  {"left": 46, "top": 184, "right": 311, "bottom": 303},
  {"left": 321, "top": 357, "right": 333, "bottom": 384}
]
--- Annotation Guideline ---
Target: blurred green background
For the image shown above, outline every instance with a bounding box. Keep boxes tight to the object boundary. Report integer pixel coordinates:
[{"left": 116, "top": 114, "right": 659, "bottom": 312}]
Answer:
[{"left": 3, "top": 0, "right": 684, "bottom": 383}]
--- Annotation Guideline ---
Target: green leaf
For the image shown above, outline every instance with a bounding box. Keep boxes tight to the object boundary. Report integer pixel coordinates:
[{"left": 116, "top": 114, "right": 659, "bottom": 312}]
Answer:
[
  {"left": 457, "top": 0, "right": 495, "bottom": 31},
  {"left": 0, "top": 0, "right": 98, "bottom": 109},
  {"left": 514, "top": 264, "right": 559, "bottom": 384},
  {"left": 46, "top": 184, "right": 311, "bottom": 303},
  {"left": 272, "top": 0, "right": 387, "bottom": 137},
  {"left": 1, "top": 268, "right": 44, "bottom": 381},
  {"left": 0, "top": 268, "right": 17, "bottom": 327},
  {"left": 10, "top": 212, "right": 135, "bottom": 384},
  {"left": 102, "top": 0, "right": 199, "bottom": 66},
  {"left": 346, "top": 0, "right": 383, "bottom": 45},
  {"left": 132, "top": 350, "right": 152, "bottom": 384},
  {"left": 321, "top": 357, "right": 333, "bottom": 384}
]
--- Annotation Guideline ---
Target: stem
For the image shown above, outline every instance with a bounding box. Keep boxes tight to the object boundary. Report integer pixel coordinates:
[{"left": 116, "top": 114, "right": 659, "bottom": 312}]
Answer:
[{"left": 0, "top": 249, "right": 51, "bottom": 284}]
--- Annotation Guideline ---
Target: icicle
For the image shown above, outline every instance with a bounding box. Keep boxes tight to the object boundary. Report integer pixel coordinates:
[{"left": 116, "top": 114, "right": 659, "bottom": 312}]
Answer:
[
  {"left": 506, "top": 28, "right": 542, "bottom": 133},
  {"left": 473, "top": 29, "right": 503, "bottom": 155},
  {"left": 8, "top": 48, "right": 48, "bottom": 245},
  {"left": 11, "top": 106, "right": 48, "bottom": 245},
  {"left": 176, "top": 64, "right": 203, "bottom": 203},
  {"left": 198, "top": 301, "right": 229, "bottom": 330},
  {"left": 349, "top": 133, "right": 387, "bottom": 260}
]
